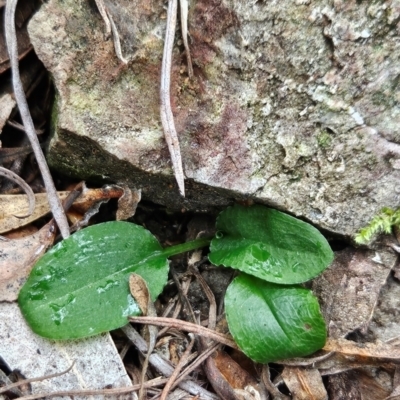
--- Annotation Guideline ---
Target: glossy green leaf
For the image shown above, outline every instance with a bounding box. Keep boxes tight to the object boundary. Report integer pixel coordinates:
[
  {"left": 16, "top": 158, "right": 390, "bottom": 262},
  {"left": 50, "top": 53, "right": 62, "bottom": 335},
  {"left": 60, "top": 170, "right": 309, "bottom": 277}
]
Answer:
[
  {"left": 225, "top": 274, "right": 326, "bottom": 363},
  {"left": 209, "top": 205, "right": 333, "bottom": 284},
  {"left": 18, "top": 222, "right": 169, "bottom": 339}
]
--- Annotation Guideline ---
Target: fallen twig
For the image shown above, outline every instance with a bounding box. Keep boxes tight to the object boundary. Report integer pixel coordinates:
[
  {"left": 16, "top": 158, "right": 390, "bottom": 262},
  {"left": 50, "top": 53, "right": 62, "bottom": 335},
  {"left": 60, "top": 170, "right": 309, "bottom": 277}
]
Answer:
[
  {"left": 158, "top": 277, "right": 191, "bottom": 337},
  {"left": 0, "top": 362, "right": 75, "bottom": 394},
  {"left": 13, "top": 377, "right": 168, "bottom": 400},
  {"left": 160, "top": 333, "right": 195, "bottom": 400},
  {"left": 129, "top": 316, "right": 238, "bottom": 349},
  {"left": 7, "top": 120, "right": 44, "bottom": 135},
  {"left": 160, "top": 0, "right": 185, "bottom": 196},
  {"left": 122, "top": 324, "right": 219, "bottom": 400},
  {"left": 173, "top": 342, "right": 220, "bottom": 389},
  {"left": 190, "top": 263, "right": 234, "bottom": 398},
  {"left": 170, "top": 267, "right": 197, "bottom": 323},
  {"left": 189, "top": 264, "right": 217, "bottom": 330},
  {"left": 129, "top": 274, "right": 158, "bottom": 400},
  {"left": 94, "top": 0, "right": 111, "bottom": 36},
  {"left": 179, "top": 0, "right": 193, "bottom": 78},
  {"left": 275, "top": 351, "right": 334, "bottom": 367},
  {"left": 107, "top": 8, "right": 128, "bottom": 64},
  {"left": 5, "top": 0, "right": 70, "bottom": 239}
]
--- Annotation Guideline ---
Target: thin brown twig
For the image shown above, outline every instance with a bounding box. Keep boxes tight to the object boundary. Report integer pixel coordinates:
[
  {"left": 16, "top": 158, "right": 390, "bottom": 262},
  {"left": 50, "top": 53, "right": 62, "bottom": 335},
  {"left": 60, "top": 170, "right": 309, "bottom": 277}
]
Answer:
[
  {"left": 161, "top": 295, "right": 178, "bottom": 318},
  {"left": 179, "top": 0, "right": 193, "bottom": 78},
  {"left": 275, "top": 351, "right": 334, "bottom": 367},
  {"left": 159, "top": 278, "right": 191, "bottom": 337},
  {"left": 129, "top": 316, "right": 238, "bottom": 349},
  {"left": 160, "top": 0, "right": 185, "bottom": 196},
  {"left": 122, "top": 324, "right": 218, "bottom": 400},
  {"left": 7, "top": 120, "right": 44, "bottom": 135},
  {"left": 14, "top": 377, "right": 168, "bottom": 400},
  {"left": 151, "top": 344, "right": 219, "bottom": 400},
  {"left": 171, "top": 268, "right": 197, "bottom": 323},
  {"left": 0, "top": 362, "right": 75, "bottom": 394},
  {"left": 94, "top": 0, "right": 111, "bottom": 35},
  {"left": 107, "top": 8, "right": 128, "bottom": 64},
  {"left": 189, "top": 264, "right": 217, "bottom": 330},
  {"left": 119, "top": 341, "right": 131, "bottom": 360},
  {"left": 5, "top": 0, "right": 70, "bottom": 239},
  {"left": 160, "top": 333, "right": 195, "bottom": 400},
  {"left": 173, "top": 342, "right": 220, "bottom": 389},
  {"left": 189, "top": 258, "right": 234, "bottom": 399},
  {"left": 0, "top": 166, "right": 35, "bottom": 218},
  {"left": 25, "top": 69, "right": 47, "bottom": 99}
]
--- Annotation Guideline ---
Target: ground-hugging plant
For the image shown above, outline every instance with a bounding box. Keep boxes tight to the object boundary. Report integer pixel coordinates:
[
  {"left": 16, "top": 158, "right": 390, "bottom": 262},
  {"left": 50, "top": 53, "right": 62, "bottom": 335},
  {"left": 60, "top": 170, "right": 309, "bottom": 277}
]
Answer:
[
  {"left": 355, "top": 207, "right": 400, "bottom": 244},
  {"left": 19, "top": 204, "right": 334, "bottom": 363}
]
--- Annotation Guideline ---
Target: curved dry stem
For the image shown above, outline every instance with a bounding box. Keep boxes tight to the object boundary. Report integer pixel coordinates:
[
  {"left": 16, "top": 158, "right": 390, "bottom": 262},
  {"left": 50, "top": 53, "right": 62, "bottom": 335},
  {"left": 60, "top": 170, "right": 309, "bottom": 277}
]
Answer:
[
  {"left": 0, "top": 362, "right": 75, "bottom": 394},
  {"left": 160, "top": 0, "right": 185, "bottom": 196},
  {"left": 11, "top": 378, "right": 168, "bottom": 400},
  {"left": 129, "top": 316, "right": 238, "bottom": 349},
  {"left": 94, "top": 0, "right": 111, "bottom": 36},
  {"left": 180, "top": 0, "right": 193, "bottom": 78},
  {"left": 107, "top": 8, "right": 128, "bottom": 64},
  {"left": 0, "top": 166, "right": 35, "bottom": 218},
  {"left": 5, "top": 0, "right": 70, "bottom": 238}
]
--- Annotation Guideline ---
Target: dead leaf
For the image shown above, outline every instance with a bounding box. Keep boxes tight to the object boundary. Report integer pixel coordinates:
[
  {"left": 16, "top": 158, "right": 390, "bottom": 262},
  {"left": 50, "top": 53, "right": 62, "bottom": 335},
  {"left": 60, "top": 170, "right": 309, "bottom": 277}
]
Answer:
[
  {"left": 327, "top": 371, "right": 363, "bottom": 400},
  {"left": 0, "top": 192, "right": 69, "bottom": 233},
  {"left": 327, "top": 369, "right": 391, "bottom": 400},
  {"left": 202, "top": 354, "right": 238, "bottom": 400},
  {"left": 116, "top": 186, "right": 141, "bottom": 221},
  {"left": 0, "top": 185, "right": 139, "bottom": 234},
  {"left": 387, "top": 366, "right": 400, "bottom": 399},
  {"left": 129, "top": 273, "right": 153, "bottom": 316},
  {"left": 213, "top": 350, "right": 259, "bottom": 391},
  {"left": 281, "top": 367, "right": 327, "bottom": 400},
  {"left": 68, "top": 185, "right": 124, "bottom": 214},
  {"left": 0, "top": 166, "right": 35, "bottom": 218},
  {"left": 323, "top": 338, "right": 400, "bottom": 363},
  {"left": 129, "top": 273, "right": 157, "bottom": 400},
  {"left": 211, "top": 349, "right": 267, "bottom": 400},
  {"left": 0, "top": 93, "right": 15, "bottom": 132},
  {"left": 3, "top": 224, "right": 37, "bottom": 238},
  {"left": 312, "top": 248, "right": 398, "bottom": 338},
  {"left": 0, "top": 220, "right": 56, "bottom": 301}
]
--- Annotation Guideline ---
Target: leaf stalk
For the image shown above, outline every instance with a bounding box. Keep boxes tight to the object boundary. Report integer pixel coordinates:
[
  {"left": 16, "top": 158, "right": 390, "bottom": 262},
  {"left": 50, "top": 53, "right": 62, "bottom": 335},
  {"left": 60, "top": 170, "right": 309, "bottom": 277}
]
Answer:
[{"left": 161, "top": 237, "right": 212, "bottom": 258}]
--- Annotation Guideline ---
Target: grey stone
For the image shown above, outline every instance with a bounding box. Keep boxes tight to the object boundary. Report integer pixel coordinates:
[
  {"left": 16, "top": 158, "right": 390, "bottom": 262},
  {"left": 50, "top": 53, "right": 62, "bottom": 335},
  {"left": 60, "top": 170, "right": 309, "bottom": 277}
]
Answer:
[{"left": 28, "top": 0, "right": 400, "bottom": 237}]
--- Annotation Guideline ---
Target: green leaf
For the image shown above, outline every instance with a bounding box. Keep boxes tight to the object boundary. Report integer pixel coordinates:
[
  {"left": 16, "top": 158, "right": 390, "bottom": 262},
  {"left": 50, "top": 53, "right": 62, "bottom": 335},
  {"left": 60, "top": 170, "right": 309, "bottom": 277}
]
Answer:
[
  {"left": 18, "top": 222, "right": 169, "bottom": 339},
  {"left": 225, "top": 274, "right": 326, "bottom": 363},
  {"left": 209, "top": 205, "right": 333, "bottom": 284}
]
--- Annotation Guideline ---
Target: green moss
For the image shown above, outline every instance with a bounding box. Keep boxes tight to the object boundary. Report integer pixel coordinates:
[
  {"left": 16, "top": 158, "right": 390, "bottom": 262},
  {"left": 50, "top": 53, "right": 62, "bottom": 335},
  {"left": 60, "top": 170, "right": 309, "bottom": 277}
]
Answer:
[
  {"left": 355, "top": 207, "right": 400, "bottom": 244},
  {"left": 317, "top": 130, "right": 332, "bottom": 148}
]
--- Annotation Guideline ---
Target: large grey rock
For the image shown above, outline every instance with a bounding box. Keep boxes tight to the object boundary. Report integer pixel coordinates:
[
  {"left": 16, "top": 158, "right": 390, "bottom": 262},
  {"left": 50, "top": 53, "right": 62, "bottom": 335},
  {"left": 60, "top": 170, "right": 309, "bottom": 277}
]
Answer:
[{"left": 28, "top": 0, "right": 400, "bottom": 237}]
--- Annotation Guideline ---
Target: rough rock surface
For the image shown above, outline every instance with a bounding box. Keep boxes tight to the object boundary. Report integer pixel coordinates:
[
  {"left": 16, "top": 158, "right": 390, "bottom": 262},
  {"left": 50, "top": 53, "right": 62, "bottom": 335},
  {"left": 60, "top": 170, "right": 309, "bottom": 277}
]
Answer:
[
  {"left": 312, "top": 247, "right": 398, "bottom": 338},
  {"left": 28, "top": 0, "right": 400, "bottom": 237}
]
